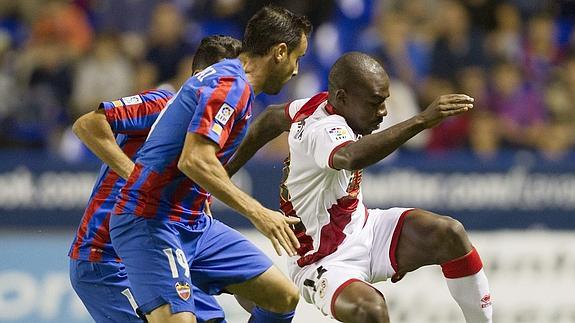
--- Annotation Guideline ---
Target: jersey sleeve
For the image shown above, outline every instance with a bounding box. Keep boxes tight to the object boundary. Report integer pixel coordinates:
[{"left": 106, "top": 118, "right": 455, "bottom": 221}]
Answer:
[
  {"left": 285, "top": 98, "right": 311, "bottom": 122},
  {"left": 285, "top": 92, "right": 329, "bottom": 123},
  {"left": 308, "top": 119, "right": 355, "bottom": 170},
  {"left": 187, "top": 76, "right": 251, "bottom": 148},
  {"left": 99, "top": 89, "right": 172, "bottom": 135}
]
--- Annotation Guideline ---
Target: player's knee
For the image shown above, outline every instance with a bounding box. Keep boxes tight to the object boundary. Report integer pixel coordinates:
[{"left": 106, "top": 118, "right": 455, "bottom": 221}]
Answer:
[
  {"left": 257, "top": 283, "right": 299, "bottom": 313},
  {"left": 435, "top": 216, "right": 470, "bottom": 254},
  {"left": 274, "top": 285, "right": 300, "bottom": 312},
  {"left": 348, "top": 298, "right": 389, "bottom": 323},
  {"left": 147, "top": 304, "right": 196, "bottom": 323}
]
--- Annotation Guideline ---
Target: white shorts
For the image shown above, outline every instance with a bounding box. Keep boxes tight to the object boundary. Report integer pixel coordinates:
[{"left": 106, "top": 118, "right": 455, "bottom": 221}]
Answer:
[{"left": 290, "top": 207, "right": 413, "bottom": 319}]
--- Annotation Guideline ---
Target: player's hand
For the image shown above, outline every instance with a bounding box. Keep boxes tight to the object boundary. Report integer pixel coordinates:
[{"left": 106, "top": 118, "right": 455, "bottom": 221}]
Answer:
[
  {"left": 250, "top": 208, "right": 301, "bottom": 257},
  {"left": 420, "top": 94, "right": 474, "bottom": 129},
  {"left": 118, "top": 161, "right": 135, "bottom": 180}
]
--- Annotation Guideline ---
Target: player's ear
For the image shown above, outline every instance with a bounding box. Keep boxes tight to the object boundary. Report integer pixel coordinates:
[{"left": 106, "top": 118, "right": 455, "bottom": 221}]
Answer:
[
  {"left": 273, "top": 43, "right": 288, "bottom": 63},
  {"left": 335, "top": 88, "right": 347, "bottom": 106}
]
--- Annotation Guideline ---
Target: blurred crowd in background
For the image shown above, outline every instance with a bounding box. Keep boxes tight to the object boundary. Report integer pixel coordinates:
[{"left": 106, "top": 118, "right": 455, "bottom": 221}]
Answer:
[{"left": 0, "top": 0, "right": 574, "bottom": 162}]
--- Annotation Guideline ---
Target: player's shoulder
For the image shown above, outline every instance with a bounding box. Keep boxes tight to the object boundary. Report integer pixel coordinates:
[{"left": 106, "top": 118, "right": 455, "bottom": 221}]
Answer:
[
  {"left": 297, "top": 111, "right": 349, "bottom": 146},
  {"left": 307, "top": 113, "right": 348, "bottom": 132},
  {"left": 212, "top": 58, "right": 242, "bottom": 73},
  {"left": 189, "top": 58, "right": 249, "bottom": 92},
  {"left": 288, "top": 92, "right": 330, "bottom": 123},
  {"left": 139, "top": 88, "right": 175, "bottom": 101}
]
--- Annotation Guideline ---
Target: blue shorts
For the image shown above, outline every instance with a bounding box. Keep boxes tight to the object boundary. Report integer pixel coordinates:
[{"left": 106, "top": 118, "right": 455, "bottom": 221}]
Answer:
[
  {"left": 69, "top": 259, "right": 226, "bottom": 322},
  {"left": 109, "top": 214, "right": 273, "bottom": 315}
]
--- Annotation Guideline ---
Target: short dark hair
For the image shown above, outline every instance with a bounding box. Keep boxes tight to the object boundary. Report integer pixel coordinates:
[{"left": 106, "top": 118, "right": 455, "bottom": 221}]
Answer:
[
  {"left": 242, "top": 5, "right": 312, "bottom": 56},
  {"left": 328, "top": 52, "right": 385, "bottom": 92},
  {"left": 192, "top": 35, "right": 242, "bottom": 72}
]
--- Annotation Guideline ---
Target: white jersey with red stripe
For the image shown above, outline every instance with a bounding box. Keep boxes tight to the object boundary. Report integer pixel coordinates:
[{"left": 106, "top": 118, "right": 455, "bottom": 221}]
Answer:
[{"left": 280, "top": 92, "right": 367, "bottom": 270}]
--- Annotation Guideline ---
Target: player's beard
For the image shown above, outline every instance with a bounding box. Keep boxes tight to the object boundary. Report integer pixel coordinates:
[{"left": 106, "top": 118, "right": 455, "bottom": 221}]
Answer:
[
  {"left": 262, "top": 75, "right": 284, "bottom": 94},
  {"left": 263, "top": 64, "right": 293, "bottom": 94}
]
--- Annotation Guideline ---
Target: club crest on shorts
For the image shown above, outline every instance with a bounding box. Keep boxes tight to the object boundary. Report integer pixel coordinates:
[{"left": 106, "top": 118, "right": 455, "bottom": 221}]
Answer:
[
  {"left": 175, "top": 281, "right": 191, "bottom": 301},
  {"left": 318, "top": 278, "right": 328, "bottom": 299}
]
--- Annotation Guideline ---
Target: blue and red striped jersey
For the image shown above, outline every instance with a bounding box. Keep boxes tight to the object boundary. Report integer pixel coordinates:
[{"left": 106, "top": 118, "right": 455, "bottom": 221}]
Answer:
[
  {"left": 114, "top": 58, "right": 254, "bottom": 224},
  {"left": 69, "top": 89, "right": 173, "bottom": 262}
]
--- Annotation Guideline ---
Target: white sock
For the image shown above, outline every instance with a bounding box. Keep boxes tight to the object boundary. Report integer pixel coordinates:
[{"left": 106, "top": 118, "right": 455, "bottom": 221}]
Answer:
[{"left": 445, "top": 268, "right": 492, "bottom": 323}]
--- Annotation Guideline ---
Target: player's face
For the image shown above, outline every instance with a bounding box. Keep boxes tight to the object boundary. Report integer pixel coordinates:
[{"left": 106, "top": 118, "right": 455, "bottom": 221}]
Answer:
[
  {"left": 345, "top": 72, "right": 390, "bottom": 135},
  {"left": 263, "top": 34, "right": 308, "bottom": 94}
]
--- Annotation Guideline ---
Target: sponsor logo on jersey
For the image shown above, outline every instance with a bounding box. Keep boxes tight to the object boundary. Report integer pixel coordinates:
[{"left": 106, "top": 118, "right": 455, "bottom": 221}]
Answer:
[
  {"left": 481, "top": 294, "right": 492, "bottom": 308},
  {"left": 121, "top": 95, "right": 143, "bottom": 106},
  {"left": 175, "top": 281, "right": 191, "bottom": 301},
  {"left": 215, "top": 103, "right": 234, "bottom": 125},
  {"left": 327, "top": 126, "right": 351, "bottom": 142}
]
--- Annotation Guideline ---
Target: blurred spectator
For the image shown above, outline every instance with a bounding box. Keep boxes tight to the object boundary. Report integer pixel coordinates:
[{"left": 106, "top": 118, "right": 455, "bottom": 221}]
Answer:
[
  {"left": 485, "top": 61, "right": 549, "bottom": 152},
  {"left": 377, "top": 77, "right": 429, "bottom": 151},
  {"left": 146, "top": 2, "right": 194, "bottom": 84},
  {"left": 28, "top": 0, "right": 93, "bottom": 59},
  {"left": 424, "top": 78, "right": 472, "bottom": 153},
  {"left": 0, "top": 0, "right": 573, "bottom": 160},
  {"left": 522, "top": 14, "right": 563, "bottom": 89},
  {"left": 509, "top": 0, "right": 554, "bottom": 19},
  {"left": 362, "top": 10, "right": 430, "bottom": 89},
  {"left": 485, "top": 2, "right": 523, "bottom": 62},
  {"left": 89, "top": 0, "right": 161, "bottom": 34},
  {"left": 191, "top": 0, "right": 244, "bottom": 38},
  {"left": 0, "top": 32, "right": 20, "bottom": 146},
  {"left": 459, "top": 67, "right": 495, "bottom": 157},
  {"left": 543, "top": 54, "right": 575, "bottom": 158},
  {"left": 71, "top": 33, "right": 133, "bottom": 117},
  {"left": 133, "top": 61, "right": 160, "bottom": 93},
  {"left": 0, "top": 2, "right": 28, "bottom": 48},
  {"left": 460, "top": 0, "right": 498, "bottom": 32},
  {"left": 170, "top": 55, "right": 195, "bottom": 90},
  {"left": 428, "top": 0, "right": 485, "bottom": 84},
  {"left": 5, "top": 40, "right": 73, "bottom": 148}
]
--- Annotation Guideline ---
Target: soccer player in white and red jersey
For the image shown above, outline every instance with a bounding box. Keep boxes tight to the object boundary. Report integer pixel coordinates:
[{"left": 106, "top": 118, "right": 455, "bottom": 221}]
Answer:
[{"left": 227, "top": 52, "right": 492, "bottom": 323}]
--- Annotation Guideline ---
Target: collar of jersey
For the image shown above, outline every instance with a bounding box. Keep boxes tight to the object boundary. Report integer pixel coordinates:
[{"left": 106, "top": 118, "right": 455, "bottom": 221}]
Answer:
[{"left": 325, "top": 101, "right": 337, "bottom": 115}]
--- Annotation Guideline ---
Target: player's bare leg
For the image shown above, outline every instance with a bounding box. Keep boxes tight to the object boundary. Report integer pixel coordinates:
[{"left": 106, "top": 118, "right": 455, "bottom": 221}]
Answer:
[
  {"left": 394, "top": 209, "right": 473, "bottom": 271},
  {"left": 235, "top": 294, "right": 256, "bottom": 313},
  {"left": 332, "top": 281, "right": 389, "bottom": 323},
  {"left": 393, "top": 209, "right": 492, "bottom": 323},
  {"left": 226, "top": 266, "right": 299, "bottom": 322},
  {"left": 146, "top": 304, "right": 197, "bottom": 323}
]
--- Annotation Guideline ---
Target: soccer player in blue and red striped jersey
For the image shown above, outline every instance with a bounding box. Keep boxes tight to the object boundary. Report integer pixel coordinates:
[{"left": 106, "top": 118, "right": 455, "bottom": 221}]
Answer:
[
  {"left": 68, "top": 35, "right": 242, "bottom": 323},
  {"left": 109, "top": 6, "right": 312, "bottom": 323}
]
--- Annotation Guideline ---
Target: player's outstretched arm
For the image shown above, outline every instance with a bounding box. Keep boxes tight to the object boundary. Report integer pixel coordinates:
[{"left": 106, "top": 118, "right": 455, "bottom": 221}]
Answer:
[
  {"left": 72, "top": 110, "right": 134, "bottom": 179},
  {"left": 332, "top": 94, "right": 474, "bottom": 170},
  {"left": 178, "top": 133, "right": 301, "bottom": 256},
  {"left": 225, "top": 103, "right": 291, "bottom": 177}
]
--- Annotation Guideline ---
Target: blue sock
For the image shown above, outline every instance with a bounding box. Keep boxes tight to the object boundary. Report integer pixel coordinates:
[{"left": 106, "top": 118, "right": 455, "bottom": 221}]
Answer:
[{"left": 248, "top": 306, "right": 295, "bottom": 323}]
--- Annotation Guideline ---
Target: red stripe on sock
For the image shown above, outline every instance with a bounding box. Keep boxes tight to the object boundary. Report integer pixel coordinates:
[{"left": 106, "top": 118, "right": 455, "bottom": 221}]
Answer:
[{"left": 441, "top": 247, "right": 483, "bottom": 279}]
